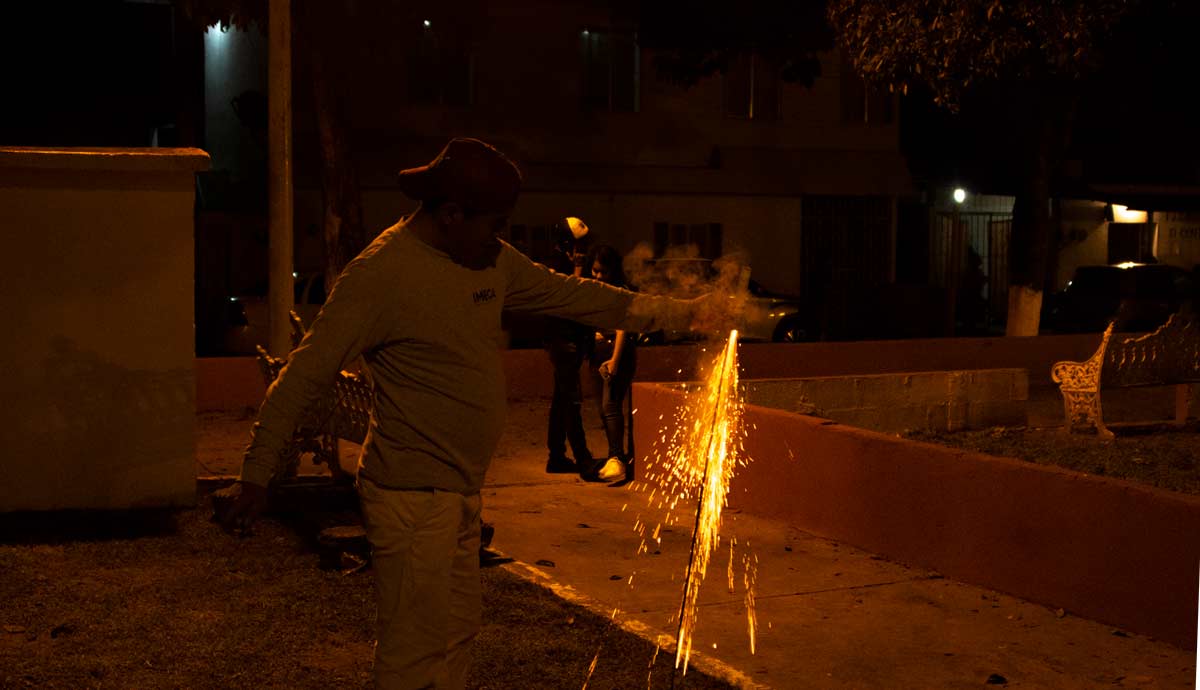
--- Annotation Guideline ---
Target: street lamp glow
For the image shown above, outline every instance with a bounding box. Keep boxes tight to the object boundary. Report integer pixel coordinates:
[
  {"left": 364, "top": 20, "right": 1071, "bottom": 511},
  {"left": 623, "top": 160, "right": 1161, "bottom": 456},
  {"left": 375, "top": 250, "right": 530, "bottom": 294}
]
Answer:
[
  {"left": 423, "top": 19, "right": 431, "bottom": 27},
  {"left": 1110, "top": 204, "right": 1148, "bottom": 223},
  {"left": 953, "top": 188, "right": 967, "bottom": 204}
]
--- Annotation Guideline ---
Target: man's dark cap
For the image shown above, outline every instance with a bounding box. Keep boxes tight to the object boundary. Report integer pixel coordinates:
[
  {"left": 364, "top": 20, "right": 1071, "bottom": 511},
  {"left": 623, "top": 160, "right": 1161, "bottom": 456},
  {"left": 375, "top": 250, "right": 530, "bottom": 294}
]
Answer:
[{"left": 397, "top": 138, "right": 522, "bottom": 212}]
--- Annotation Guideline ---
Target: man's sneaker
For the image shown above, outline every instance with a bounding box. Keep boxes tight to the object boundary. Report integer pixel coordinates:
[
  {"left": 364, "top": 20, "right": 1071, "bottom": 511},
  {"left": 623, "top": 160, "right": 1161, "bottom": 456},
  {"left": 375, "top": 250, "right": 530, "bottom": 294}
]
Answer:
[
  {"left": 545, "top": 456, "right": 578, "bottom": 474},
  {"left": 579, "top": 458, "right": 606, "bottom": 482},
  {"left": 597, "top": 457, "right": 627, "bottom": 482}
]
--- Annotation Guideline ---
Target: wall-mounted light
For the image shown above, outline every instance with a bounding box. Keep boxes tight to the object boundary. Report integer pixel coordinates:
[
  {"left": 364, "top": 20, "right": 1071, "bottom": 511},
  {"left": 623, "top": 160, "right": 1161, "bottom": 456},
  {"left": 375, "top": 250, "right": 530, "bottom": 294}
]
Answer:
[
  {"left": 423, "top": 19, "right": 431, "bottom": 28},
  {"left": 582, "top": 28, "right": 590, "bottom": 36},
  {"left": 953, "top": 188, "right": 967, "bottom": 204},
  {"left": 1109, "top": 204, "right": 1148, "bottom": 223}
]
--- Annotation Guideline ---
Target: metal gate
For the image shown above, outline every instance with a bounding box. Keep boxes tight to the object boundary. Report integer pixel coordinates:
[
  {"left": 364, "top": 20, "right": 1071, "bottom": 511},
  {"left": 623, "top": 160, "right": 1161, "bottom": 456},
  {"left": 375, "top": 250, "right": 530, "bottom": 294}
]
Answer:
[
  {"left": 931, "top": 211, "right": 1011, "bottom": 328},
  {"left": 801, "top": 196, "right": 893, "bottom": 338}
]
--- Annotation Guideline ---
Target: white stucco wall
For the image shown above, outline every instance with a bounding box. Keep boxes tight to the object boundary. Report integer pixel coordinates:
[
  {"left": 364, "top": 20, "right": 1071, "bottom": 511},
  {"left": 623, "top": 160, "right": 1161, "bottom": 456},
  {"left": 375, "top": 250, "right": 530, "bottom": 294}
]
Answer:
[
  {"left": 512, "top": 192, "right": 805, "bottom": 295},
  {"left": 0, "top": 147, "right": 209, "bottom": 511},
  {"left": 1156, "top": 211, "right": 1200, "bottom": 270}
]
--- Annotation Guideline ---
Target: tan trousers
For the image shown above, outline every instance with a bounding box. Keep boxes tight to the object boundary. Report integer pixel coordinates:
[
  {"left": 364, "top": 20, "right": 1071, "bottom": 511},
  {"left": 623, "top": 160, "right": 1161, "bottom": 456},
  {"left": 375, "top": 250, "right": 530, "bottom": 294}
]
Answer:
[{"left": 358, "top": 477, "right": 482, "bottom": 690}]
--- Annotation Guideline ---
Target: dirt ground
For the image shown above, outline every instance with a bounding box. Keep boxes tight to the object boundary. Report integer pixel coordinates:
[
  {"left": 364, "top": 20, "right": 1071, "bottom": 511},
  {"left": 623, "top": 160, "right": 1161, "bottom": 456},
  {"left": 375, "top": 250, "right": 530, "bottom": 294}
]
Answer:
[
  {"left": 906, "top": 421, "right": 1200, "bottom": 495},
  {"left": 5, "top": 392, "right": 1196, "bottom": 688},
  {"left": 0, "top": 400, "right": 736, "bottom": 690}
]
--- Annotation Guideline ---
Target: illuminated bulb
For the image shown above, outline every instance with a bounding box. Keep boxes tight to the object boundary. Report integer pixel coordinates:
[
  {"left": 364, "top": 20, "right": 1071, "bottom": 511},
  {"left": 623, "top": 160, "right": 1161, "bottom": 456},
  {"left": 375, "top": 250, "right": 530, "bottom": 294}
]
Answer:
[
  {"left": 423, "top": 19, "right": 431, "bottom": 27},
  {"left": 953, "top": 188, "right": 966, "bottom": 204}
]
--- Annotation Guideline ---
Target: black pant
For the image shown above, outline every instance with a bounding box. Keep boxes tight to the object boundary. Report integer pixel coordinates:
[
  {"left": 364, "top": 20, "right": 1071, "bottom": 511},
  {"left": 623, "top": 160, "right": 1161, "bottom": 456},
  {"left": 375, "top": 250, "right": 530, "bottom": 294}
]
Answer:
[
  {"left": 547, "top": 340, "right": 592, "bottom": 466},
  {"left": 594, "top": 348, "right": 636, "bottom": 463}
]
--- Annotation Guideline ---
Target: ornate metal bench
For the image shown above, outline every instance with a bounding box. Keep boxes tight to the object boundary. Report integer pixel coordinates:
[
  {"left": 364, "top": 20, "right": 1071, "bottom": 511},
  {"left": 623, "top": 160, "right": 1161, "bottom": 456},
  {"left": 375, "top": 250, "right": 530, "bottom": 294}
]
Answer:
[
  {"left": 253, "top": 312, "right": 497, "bottom": 554},
  {"left": 255, "top": 312, "right": 372, "bottom": 483},
  {"left": 253, "top": 309, "right": 496, "bottom": 554},
  {"left": 1051, "top": 312, "right": 1200, "bottom": 437}
]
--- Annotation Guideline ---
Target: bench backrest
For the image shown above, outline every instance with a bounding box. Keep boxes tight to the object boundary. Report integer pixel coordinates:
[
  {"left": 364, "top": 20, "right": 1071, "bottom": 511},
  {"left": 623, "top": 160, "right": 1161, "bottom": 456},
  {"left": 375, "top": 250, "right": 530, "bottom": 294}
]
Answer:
[
  {"left": 254, "top": 311, "right": 373, "bottom": 445},
  {"left": 1103, "top": 313, "right": 1200, "bottom": 387}
]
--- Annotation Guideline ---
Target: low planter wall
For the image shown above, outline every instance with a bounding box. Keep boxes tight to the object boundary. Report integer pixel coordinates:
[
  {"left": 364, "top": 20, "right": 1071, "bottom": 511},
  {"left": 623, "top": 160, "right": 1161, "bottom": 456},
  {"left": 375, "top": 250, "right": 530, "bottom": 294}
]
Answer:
[
  {"left": 197, "top": 334, "right": 1101, "bottom": 412},
  {"left": 196, "top": 357, "right": 266, "bottom": 412},
  {"left": 745, "top": 369, "right": 1028, "bottom": 433},
  {"left": 632, "top": 382, "right": 1200, "bottom": 649}
]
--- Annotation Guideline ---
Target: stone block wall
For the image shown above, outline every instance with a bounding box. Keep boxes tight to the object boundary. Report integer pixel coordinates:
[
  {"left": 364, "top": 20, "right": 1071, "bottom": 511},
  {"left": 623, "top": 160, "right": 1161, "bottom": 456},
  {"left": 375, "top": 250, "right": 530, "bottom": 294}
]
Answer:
[{"left": 744, "top": 369, "right": 1029, "bottom": 433}]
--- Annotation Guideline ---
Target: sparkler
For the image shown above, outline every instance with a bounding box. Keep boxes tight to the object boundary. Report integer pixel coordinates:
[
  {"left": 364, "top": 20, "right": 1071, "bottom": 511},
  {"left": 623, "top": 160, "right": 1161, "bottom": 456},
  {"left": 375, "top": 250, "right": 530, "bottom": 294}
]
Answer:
[{"left": 667, "top": 328, "right": 748, "bottom": 682}]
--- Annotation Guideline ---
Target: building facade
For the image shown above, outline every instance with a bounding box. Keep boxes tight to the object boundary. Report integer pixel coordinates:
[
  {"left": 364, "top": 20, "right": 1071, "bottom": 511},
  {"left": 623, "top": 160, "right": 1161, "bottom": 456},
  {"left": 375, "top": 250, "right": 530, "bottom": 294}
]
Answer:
[{"left": 200, "top": 1, "right": 914, "bottom": 348}]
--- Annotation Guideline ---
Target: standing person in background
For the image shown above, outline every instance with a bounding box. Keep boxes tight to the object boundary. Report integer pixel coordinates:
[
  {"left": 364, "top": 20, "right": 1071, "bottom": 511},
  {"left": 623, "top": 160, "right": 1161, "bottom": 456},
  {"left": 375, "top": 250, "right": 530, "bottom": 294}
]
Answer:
[
  {"left": 543, "top": 217, "right": 597, "bottom": 477},
  {"left": 588, "top": 244, "right": 638, "bottom": 483}
]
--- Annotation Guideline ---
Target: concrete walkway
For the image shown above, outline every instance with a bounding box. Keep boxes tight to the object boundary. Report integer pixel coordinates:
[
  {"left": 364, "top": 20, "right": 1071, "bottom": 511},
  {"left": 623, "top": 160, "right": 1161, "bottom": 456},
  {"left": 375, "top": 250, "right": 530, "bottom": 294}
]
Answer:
[
  {"left": 198, "top": 398, "right": 1197, "bottom": 689},
  {"left": 482, "top": 400, "right": 1195, "bottom": 690}
]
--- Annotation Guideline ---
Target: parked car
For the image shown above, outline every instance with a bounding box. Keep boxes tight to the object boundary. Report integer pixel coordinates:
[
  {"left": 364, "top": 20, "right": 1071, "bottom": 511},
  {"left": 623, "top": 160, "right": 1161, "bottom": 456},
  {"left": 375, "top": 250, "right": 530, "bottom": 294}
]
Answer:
[
  {"left": 1042, "top": 262, "right": 1194, "bottom": 333},
  {"left": 632, "top": 258, "right": 811, "bottom": 343},
  {"left": 223, "top": 272, "right": 327, "bottom": 355}
]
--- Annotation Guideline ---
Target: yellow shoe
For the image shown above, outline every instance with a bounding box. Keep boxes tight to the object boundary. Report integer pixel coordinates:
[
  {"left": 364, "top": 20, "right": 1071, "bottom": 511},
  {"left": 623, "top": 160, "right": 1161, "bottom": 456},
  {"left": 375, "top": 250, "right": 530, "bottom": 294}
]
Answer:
[{"left": 597, "top": 457, "right": 627, "bottom": 482}]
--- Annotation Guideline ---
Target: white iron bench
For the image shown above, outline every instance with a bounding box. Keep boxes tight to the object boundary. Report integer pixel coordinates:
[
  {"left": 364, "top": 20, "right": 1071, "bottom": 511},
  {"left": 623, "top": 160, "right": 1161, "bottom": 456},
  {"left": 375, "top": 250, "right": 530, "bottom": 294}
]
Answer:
[{"left": 1050, "top": 312, "right": 1200, "bottom": 437}]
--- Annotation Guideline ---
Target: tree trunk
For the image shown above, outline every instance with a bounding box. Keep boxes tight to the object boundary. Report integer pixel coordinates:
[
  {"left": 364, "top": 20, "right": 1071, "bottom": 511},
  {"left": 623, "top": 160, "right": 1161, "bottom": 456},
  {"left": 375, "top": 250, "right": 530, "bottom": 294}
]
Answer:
[
  {"left": 1005, "top": 85, "right": 1077, "bottom": 336},
  {"left": 1004, "top": 168, "right": 1053, "bottom": 336},
  {"left": 299, "top": 3, "right": 367, "bottom": 289}
]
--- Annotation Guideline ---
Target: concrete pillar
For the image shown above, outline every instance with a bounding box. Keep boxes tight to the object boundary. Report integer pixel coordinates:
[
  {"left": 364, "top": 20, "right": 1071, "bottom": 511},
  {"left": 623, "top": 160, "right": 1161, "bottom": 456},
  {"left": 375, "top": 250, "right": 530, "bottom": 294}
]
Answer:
[
  {"left": 0, "top": 147, "right": 210, "bottom": 511},
  {"left": 267, "top": 0, "right": 294, "bottom": 356}
]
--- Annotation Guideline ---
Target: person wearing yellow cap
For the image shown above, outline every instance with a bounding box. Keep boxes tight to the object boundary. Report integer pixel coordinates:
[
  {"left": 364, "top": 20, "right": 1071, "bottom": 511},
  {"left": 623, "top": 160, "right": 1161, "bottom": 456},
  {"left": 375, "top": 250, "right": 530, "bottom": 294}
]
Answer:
[
  {"left": 543, "top": 215, "right": 600, "bottom": 479},
  {"left": 216, "top": 137, "right": 736, "bottom": 689}
]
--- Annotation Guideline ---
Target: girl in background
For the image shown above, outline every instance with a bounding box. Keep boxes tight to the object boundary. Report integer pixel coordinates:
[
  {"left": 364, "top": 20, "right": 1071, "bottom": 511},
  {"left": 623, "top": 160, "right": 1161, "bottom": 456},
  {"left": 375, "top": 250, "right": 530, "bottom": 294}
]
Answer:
[{"left": 587, "top": 245, "right": 637, "bottom": 483}]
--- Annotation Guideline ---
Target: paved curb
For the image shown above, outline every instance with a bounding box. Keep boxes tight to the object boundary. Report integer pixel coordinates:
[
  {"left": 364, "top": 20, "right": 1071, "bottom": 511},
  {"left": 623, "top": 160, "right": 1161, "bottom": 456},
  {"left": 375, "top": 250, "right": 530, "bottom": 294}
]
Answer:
[{"left": 497, "top": 550, "right": 770, "bottom": 690}]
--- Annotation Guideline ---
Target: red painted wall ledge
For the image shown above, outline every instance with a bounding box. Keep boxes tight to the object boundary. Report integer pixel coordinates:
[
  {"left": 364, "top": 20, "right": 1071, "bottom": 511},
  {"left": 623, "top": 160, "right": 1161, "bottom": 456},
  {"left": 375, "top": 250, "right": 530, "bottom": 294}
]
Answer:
[{"left": 632, "top": 382, "right": 1200, "bottom": 650}]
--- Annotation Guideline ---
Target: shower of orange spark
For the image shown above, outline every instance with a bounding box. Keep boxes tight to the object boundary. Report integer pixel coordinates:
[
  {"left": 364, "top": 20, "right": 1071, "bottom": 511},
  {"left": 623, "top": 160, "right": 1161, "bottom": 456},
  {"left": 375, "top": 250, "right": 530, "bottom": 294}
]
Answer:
[{"left": 645, "top": 329, "right": 752, "bottom": 675}]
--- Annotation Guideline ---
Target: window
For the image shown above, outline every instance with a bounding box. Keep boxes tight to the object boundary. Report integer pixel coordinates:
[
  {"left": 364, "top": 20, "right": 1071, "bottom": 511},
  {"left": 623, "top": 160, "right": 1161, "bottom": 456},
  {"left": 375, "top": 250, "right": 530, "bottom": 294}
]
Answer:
[
  {"left": 801, "top": 195, "right": 892, "bottom": 292},
  {"left": 653, "top": 222, "right": 723, "bottom": 260},
  {"left": 723, "top": 53, "right": 780, "bottom": 120},
  {"left": 580, "top": 29, "right": 639, "bottom": 112},
  {"left": 840, "top": 56, "right": 893, "bottom": 125},
  {"left": 406, "top": 25, "right": 474, "bottom": 106}
]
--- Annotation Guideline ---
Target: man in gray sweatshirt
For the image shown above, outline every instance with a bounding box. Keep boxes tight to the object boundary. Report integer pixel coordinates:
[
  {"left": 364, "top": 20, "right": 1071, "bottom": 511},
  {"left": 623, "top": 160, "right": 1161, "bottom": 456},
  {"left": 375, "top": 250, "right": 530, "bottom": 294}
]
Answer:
[{"left": 217, "top": 138, "right": 722, "bottom": 689}]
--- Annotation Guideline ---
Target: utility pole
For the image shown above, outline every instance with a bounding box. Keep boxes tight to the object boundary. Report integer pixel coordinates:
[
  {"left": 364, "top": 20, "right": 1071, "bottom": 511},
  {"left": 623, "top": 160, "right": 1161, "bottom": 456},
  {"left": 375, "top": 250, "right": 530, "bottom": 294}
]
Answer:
[{"left": 267, "top": 0, "right": 294, "bottom": 356}]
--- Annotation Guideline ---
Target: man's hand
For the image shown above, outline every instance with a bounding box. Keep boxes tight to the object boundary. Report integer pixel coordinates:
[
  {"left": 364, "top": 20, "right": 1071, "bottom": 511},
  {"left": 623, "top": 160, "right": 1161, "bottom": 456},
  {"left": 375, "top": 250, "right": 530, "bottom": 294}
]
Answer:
[
  {"left": 688, "top": 291, "right": 745, "bottom": 337},
  {"left": 212, "top": 481, "right": 270, "bottom": 537}
]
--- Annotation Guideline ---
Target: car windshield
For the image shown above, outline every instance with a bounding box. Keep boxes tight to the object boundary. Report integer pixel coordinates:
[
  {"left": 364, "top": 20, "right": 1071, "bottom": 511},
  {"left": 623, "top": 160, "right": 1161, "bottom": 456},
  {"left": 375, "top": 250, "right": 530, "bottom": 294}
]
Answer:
[
  {"left": 1129, "top": 266, "right": 1188, "bottom": 299},
  {"left": 1068, "top": 266, "right": 1122, "bottom": 300}
]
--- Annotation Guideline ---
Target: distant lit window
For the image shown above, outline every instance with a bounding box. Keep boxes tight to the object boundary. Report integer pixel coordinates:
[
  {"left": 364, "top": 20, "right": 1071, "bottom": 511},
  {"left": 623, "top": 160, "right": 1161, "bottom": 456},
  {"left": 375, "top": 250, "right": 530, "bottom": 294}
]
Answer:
[
  {"left": 580, "top": 28, "right": 639, "bottom": 112},
  {"left": 723, "top": 53, "right": 780, "bottom": 120}
]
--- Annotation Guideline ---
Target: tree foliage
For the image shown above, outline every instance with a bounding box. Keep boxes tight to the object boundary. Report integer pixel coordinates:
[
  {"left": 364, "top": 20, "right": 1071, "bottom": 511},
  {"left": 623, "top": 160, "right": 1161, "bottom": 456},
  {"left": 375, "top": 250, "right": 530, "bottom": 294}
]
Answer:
[{"left": 827, "top": 0, "right": 1133, "bottom": 109}]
